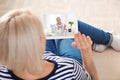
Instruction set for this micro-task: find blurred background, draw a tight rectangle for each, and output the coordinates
[0,0,120,80]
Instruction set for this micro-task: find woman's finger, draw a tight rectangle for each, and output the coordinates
[72,42,77,48]
[86,36,92,45]
[74,32,82,49]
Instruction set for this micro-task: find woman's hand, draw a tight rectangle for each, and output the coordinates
[72,32,92,55]
[72,32,99,80]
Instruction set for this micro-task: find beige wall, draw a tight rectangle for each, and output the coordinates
[0,0,120,80]
[0,0,120,33]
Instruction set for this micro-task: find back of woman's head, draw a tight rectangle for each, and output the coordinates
[0,9,45,74]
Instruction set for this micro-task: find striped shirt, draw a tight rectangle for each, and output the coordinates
[0,51,92,80]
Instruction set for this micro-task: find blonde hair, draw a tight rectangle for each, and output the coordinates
[0,9,45,74]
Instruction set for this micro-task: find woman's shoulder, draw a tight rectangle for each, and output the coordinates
[0,66,12,79]
[43,51,92,80]
[43,52,77,79]
[0,66,9,72]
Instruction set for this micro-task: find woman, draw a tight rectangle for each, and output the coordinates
[0,9,98,80]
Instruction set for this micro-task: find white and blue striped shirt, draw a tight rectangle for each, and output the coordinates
[0,52,92,80]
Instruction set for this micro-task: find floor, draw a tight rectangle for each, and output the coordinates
[0,0,120,80]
